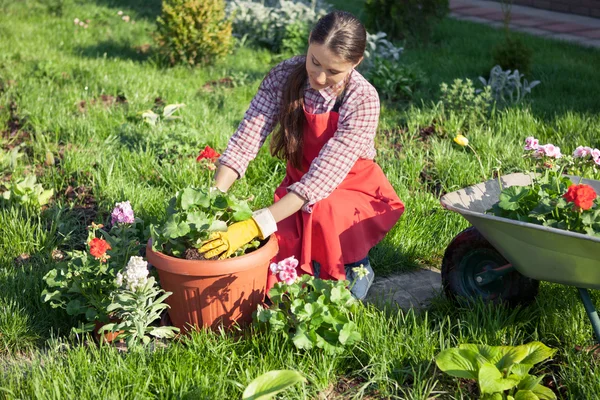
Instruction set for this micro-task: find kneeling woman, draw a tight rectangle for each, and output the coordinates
[200,11,404,299]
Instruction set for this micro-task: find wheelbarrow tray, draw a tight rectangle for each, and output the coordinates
[440,173,600,289]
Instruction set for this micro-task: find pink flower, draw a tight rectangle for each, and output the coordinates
[592,148,600,166]
[538,144,562,159]
[269,256,299,285]
[278,268,298,285]
[111,200,135,224]
[573,146,593,159]
[524,136,539,151]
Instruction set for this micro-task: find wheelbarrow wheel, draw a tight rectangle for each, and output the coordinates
[442,227,539,306]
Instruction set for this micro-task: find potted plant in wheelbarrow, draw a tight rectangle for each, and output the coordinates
[147,186,278,332]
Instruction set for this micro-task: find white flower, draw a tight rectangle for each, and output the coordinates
[121,256,149,291]
[352,264,370,280]
[122,15,130,22]
[117,10,123,15]
[115,272,124,287]
[74,18,80,24]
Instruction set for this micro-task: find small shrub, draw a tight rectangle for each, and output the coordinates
[440,78,493,129]
[154,0,233,66]
[364,0,449,42]
[367,59,424,102]
[479,65,540,106]
[361,31,404,72]
[226,0,327,53]
[492,36,533,75]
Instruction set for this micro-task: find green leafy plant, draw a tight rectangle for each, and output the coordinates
[101,256,180,347]
[150,186,258,259]
[479,65,540,106]
[141,103,185,126]
[280,20,310,55]
[1,175,53,211]
[242,370,306,400]
[154,0,233,66]
[364,0,449,42]
[436,341,557,400]
[367,58,424,102]
[42,204,145,331]
[488,138,600,237]
[255,257,363,355]
[440,78,493,130]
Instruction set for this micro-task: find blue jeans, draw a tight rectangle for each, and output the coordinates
[312,257,375,300]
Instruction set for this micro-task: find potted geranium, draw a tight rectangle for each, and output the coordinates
[488,137,600,236]
[146,184,278,332]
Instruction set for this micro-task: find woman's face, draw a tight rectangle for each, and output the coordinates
[306,42,361,91]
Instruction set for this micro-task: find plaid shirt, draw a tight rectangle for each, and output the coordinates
[219,56,380,212]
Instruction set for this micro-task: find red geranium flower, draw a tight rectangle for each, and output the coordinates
[563,184,597,211]
[89,238,111,261]
[196,146,220,163]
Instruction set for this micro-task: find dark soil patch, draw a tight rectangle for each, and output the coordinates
[201,77,234,92]
[183,247,218,261]
[320,376,383,399]
[77,94,127,113]
[1,101,32,154]
[418,125,436,142]
[62,184,98,230]
[420,167,446,197]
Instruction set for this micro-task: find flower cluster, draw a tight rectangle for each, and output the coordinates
[524,137,563,159]
[73,18,90,29]
[116,256,149,291]
[89,237,111,262]
[111,201,135,225]
[196,145,221,171]
[270,256,299,285]
[564,184,598,212]
[117,11,134,24]
[573,146,600,165]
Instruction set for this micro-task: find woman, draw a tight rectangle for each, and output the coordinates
[200,11,404,299]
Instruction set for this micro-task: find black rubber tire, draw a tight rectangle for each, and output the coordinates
[441,227,539,306]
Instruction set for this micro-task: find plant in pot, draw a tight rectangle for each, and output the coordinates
[147,185,278,332]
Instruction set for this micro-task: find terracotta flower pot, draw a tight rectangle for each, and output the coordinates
[146,236,278,332]
[94,318,124,344]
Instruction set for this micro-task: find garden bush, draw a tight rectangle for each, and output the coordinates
[492,36,533,76]
[154,0,233,66]
[226,0,327,53]
[364,0,449,42]
[366,59,424,102]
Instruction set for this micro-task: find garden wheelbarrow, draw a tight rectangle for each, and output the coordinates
[440,173,600,343]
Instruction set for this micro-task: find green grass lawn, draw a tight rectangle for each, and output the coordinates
[2,0,600,398]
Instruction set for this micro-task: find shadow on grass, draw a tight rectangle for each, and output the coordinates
[75,41,153,63]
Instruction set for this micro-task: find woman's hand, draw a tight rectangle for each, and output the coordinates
[199,219,261,259]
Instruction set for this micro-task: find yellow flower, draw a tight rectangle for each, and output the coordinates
[454,134,469,147]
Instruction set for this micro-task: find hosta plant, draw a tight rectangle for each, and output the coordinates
[1,174,53,211]
[254,256,363,355]
[100,256,180,347]
[150,184,258,259]
[436,341,557,400]
[479,65,540,106]
[487,137,600,237]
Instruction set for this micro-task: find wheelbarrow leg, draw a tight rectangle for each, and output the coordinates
[577,288,600,344]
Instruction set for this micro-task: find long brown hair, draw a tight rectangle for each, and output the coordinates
[270,11,367,169]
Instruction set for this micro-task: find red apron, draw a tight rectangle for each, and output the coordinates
[266,103,405,290]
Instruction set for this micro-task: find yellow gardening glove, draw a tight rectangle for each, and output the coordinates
[199,219,261,259]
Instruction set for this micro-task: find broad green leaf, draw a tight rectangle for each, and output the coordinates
[212,194,229,210]
[181,187,209,210]
[510,363,533,378]
[142,110,158,126]
[532,384,556,400]
[242,370,306,400]
[163,218,190,239]
[38,188,54,206]
[66,299,84,316]
[338,322,361,345]
[435,348,486,379]
[514,390,539,400]
[209,220,227,232]
[186,211,209,230]
[292,326,315,350]
[517,342,557,366]
[232,200,253,221]
[482,394,504,400]
[479,363,520,394]
[518,375,543,391]
[460,344,502,364]
[498,186,531,211]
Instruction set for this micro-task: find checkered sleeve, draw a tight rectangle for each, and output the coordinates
[218,57,303,177]
[287,87,380,213]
